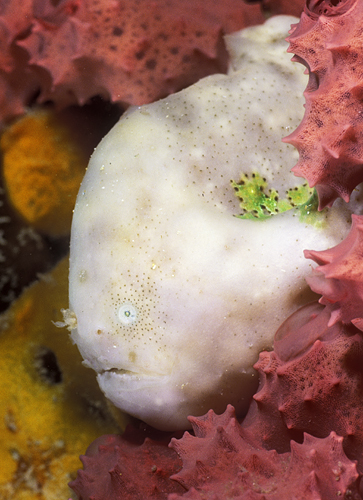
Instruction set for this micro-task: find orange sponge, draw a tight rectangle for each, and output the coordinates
[1,109,87,237]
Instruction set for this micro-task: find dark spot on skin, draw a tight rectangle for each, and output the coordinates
[170,47,179,55]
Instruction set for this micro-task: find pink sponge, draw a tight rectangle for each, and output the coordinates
[69,424,185,499]
[70,402,361,499]
[0,0,264,123]
[169,406,359,499]
[283,0,363,208]
[241,301,363,477]
[304,214,363,331]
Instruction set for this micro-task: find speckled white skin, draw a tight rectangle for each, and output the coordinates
[68,16,353,431]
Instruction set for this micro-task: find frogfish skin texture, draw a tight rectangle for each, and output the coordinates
[283,0,363,208]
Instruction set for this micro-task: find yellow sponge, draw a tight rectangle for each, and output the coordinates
[0,257,128,499]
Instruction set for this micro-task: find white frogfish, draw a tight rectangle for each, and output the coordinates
[66,16,354,430]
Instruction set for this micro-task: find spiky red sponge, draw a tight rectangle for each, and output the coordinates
[0,0,264,123]
[169,406,359,499]
[240,302,363,477]
[69,424,185,499]
[0,0,33,70]
[69,404,361,500]
[283,0,363,208]
[0,0,45,123]
[304,214,363,331]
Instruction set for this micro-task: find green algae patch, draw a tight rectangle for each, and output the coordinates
[231,172,313,220]
[296,189,328,229]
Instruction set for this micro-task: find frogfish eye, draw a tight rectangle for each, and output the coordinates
[118,303,138,325]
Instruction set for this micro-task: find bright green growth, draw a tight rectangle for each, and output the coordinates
[231,172,313,220]
[296,189,327,228]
